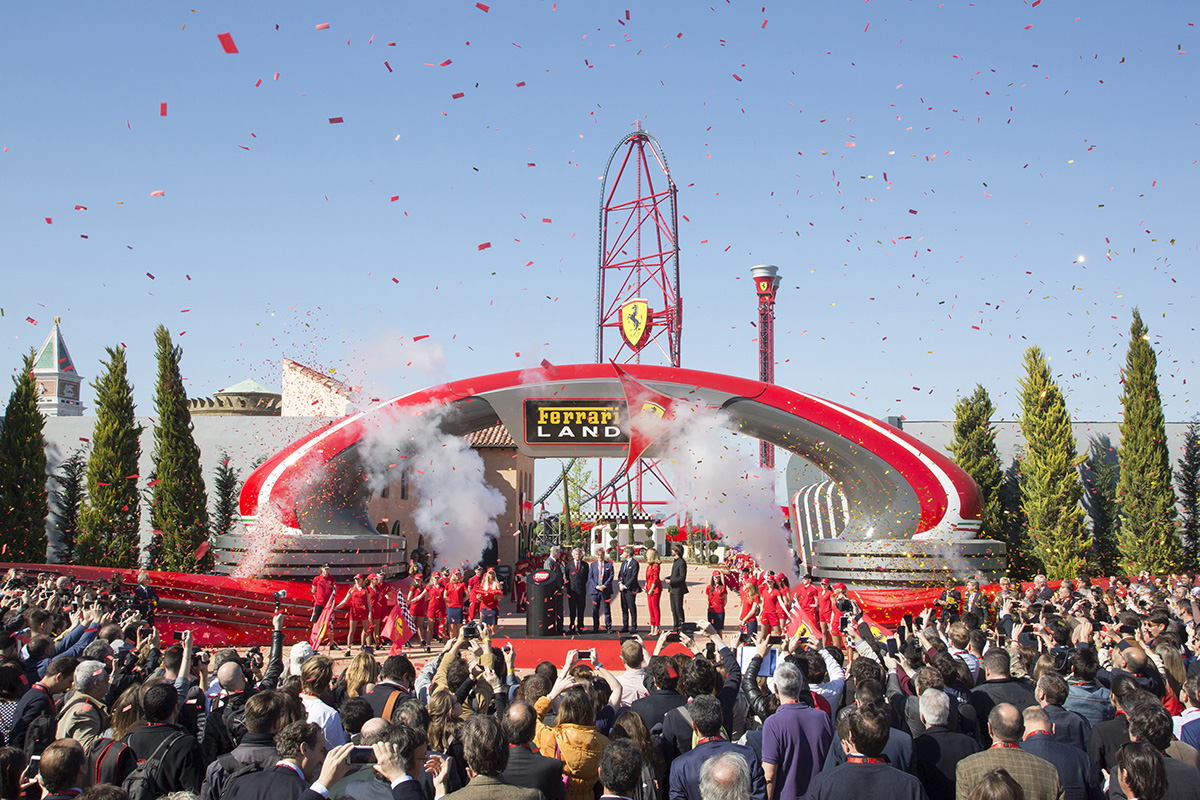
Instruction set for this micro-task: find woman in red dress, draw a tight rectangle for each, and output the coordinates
[704,572,729,633]
[477,568,503,636]
[367,574,391,646]
[759,574,783,637]
[426,573,447,642]
[740,582,761,639]
[644,548,663,636]
[407,579,430,651]
[444,570,467,640]
[336,574,372,655]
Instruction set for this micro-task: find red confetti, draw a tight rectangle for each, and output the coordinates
[1024,24,1033,30]
[315,22,330,30]
[677,32,683,38]
[255,79,262,87]
[516,81,526,87]
[25,317,37,325]
[147,479,160,487]
[392,278,399,283]
[478,242,491,250]
[452,92,465,99]
[217,32,238,54]
[74,205,86,210]
[151,190,165,197]
[329,117,344,124]
[194,541,210,560]
[274,72,280,80]
[542,217,552,223]
[476,2,489,10]
[413,335,430,341]
[908,209,918,214]
[146,272,155,279]
[439,59,452,66]
[762,19,768,28]
[44,217,52,224]
[160,103,167,116]
[1032,0,1041,5]
[732,73,742,81]
[385,61,392,72]
[390,195,399,201]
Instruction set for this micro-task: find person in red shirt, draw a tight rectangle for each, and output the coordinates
[817,578,834,645]
[444,570,468,639]
[795,573,819,623]
[311,564,336,622]
[466,565,485,621]
[740,581,761,638]
[828,581,850,647]
[335,573,371,655]
[407,579,430,651]
[760,574,783,636]
[477,568,503,635]
[426,573,447,641]
[645,549,663,636]
[703,571,730,632]
[367,574,391,646]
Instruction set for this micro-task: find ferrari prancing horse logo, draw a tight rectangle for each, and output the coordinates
[619,298,652,351]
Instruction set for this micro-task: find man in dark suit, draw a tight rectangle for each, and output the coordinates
[618,546,641,634]
[807,705,928,800]
[223,720,359,800]
[668,695,766,800]
[121,682,208,795]
[668,544,688,630]
[543,547,565,634]
[1112,698,1200,800]
[565,548,589,634]
[364,655,416,721]
[600,740,645,800]
[912,690,981,800]
[501,701,565,800]
[37,739,89,800]
[955,704,1064,800]
[1021,707,1101,800]
[970,649,1037,745]
[631,655,687,732]
[1037,673,1091,752]
[426,715,542,800]
[589,551,616,633]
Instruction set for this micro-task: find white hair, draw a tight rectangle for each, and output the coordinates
[74,660,108,696]
[918,689,950,727]
[700,751,751,800]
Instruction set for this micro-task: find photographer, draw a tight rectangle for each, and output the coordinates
[202,614,286,761]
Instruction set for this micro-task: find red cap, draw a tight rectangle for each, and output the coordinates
[833,582,847,591]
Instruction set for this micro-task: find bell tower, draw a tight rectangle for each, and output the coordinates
[32,318,84,416]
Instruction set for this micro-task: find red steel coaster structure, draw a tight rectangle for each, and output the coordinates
[593,127,682,519]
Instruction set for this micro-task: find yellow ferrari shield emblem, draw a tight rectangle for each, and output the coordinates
[620,298,651,351]
[641,401,666,418]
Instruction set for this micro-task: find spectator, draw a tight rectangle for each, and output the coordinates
[667,695,765,800]
[806,705,928,800]
[534,683,610,800]
[700,752,751,800]
[660,623,742,762]
[340,698,374,743]
[1088,676,1144,777]
[761,660,834,800]
[0,746,25,800]
[300,656,346,747]
[9,656,76,750]
[610,712,663,800]
[912,691,980,800]
[1114,743,1167,800]
[428,715,541,800]
[199,690,288,800]
[222,720,355,800]
[1065,648,1113,728]
[965,769,1025,800]
[364,656,415,722]
[343,724,427,800]
[954,704,1063,800]
[598,739,643,800]
[1036,674,1091,752]
[823,680,913,774]
[38,739,89,800]
[970,650,1037,740]
[1122,699,1200,800]
[333,719,393,800]
[501,700,565,800]
[57,659,110,753]
[1175,676,1200,750]
[616,640,651,710]
[121,682,207,795]
[1019,707,1100,800]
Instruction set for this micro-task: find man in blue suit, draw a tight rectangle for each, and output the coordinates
[589,550,616,633]
[669,695,767,800]
[618,546,641,633]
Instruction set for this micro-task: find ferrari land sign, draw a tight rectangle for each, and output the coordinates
[523,398,629,446]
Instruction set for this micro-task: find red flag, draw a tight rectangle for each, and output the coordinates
[384,593,416,654]
[851,591,897,639]
[310,595,337,648]
[612,362,679,474]
[784,597,822,639]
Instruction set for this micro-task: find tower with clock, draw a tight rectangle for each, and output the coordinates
[32,318,84,417]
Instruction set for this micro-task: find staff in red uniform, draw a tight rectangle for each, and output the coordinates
[466,565,485,620]
[740,582,761,638]
[336,574,371,655]
[444,570,467,639]
[407,578,430,651]
[311,564,336,623]
[817,577,834,645]
[367,573,391,646]
[477,568,503,636]
[704,572,729,633]
[426,572,447,642]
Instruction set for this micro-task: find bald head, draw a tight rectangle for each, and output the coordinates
[359,718,392,745]
[1022,706,1052,734]
[217,661,245,692]
[1122,647,1148,672]
[988,703,1024,744]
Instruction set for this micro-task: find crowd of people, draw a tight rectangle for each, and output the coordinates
[5,559,1200,800]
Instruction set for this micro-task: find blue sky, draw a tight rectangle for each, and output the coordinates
[3,1,1197,430]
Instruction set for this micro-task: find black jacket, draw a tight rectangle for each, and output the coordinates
[1103,753,1200,800]
[501,743,565,800]
[912,725,980,800]
[659,647,742,763]
[619,560,640,594]
[969,678,1037,740]
[122,722,207,795]
[200,732,279,800]
[1021,732,1101,800]
[8,681,54,750]
[1087,714,1128,775]
[668,559,687,594]
[364,681,410,721]
[1043,704,1091,752]
[566,560,589,596]
[631,689,686,734]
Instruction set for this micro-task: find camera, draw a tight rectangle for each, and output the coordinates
[461,621,481,639]
[577,650,593,661]
[835,598,854,614]
[273,590,288,601]
[349,746,377,764]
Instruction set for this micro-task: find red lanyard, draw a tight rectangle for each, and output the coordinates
[990,742,1020,749]
[696,736,724,745]
[846,756,888,764]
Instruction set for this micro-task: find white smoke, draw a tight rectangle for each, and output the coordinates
[358,403,507,569]
[343,331,448,402]
[656,404,797,579]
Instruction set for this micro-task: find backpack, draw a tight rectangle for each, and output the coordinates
[91,738,136,787]
[215,753,274,800]
[22,686,58,760]
[121,731,183,800]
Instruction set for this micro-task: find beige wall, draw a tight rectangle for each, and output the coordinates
[366,446,535,569]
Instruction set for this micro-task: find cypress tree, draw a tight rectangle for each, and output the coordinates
[1115,309,1181,573]
[948,385,1003,540]
[998,455,1030,578]
[77,347,143,568]
[1081,437,1122,574]
[211,449,240,539]
[51,446,88,564]
[1176,417,1200,570]
[0,350,49,562]
[1017,345,1090,578]
[149,325,211,573]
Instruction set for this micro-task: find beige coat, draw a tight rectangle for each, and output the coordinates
[533,697,609,800]
[57,692,109,754]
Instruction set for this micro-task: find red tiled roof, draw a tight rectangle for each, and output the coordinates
[469,423,517,448]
